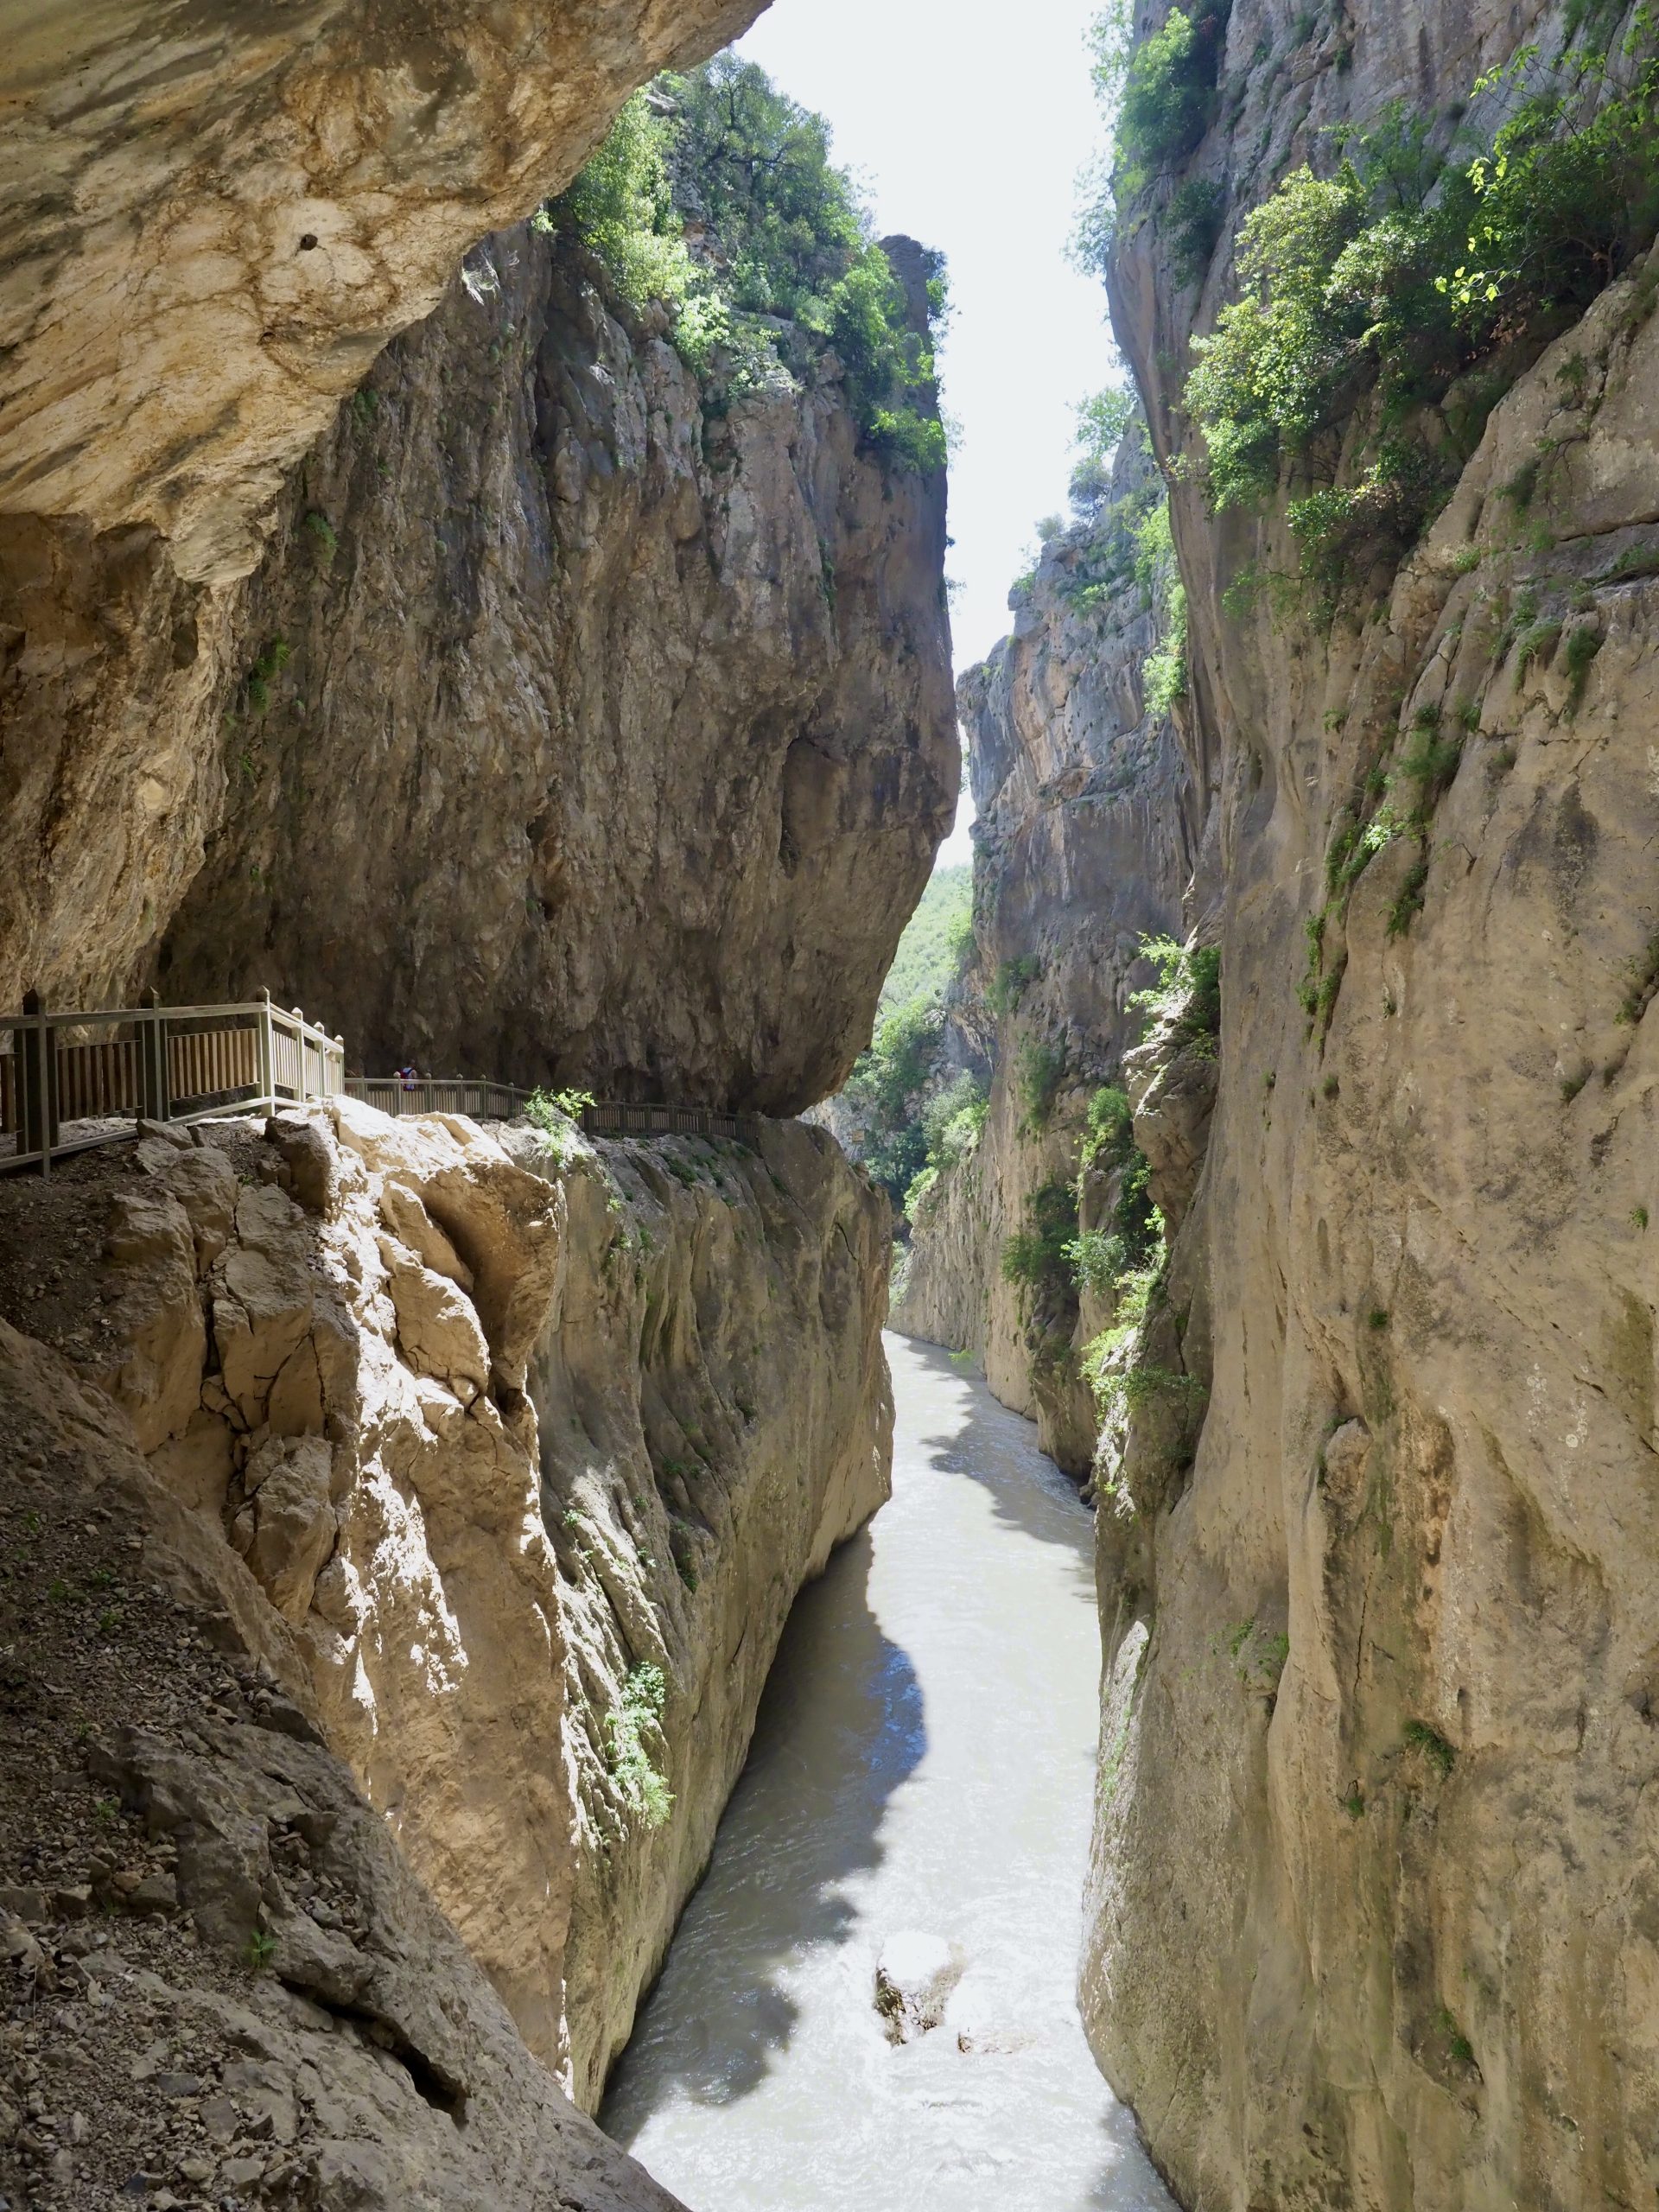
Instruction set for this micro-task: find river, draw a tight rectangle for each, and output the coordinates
[601,1332,1175,2212]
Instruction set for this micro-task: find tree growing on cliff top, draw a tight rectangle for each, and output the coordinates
[540,57,946,470]
[1182,47,1659,588]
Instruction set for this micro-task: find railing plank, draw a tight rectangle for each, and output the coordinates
[3,993,344,1177]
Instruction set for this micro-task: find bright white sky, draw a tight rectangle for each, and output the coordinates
[736,0,1120,862]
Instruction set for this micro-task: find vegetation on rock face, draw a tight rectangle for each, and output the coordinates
[841,866,983,1216]
[910,1077,992,1222]
[1185,47,1659,590]
[1024,399,1188,710]
[524,1087,596,1168]
[607,1661,674,1830]
[1130,935,1221,1053]
[988,953,1043,1016]
[539,58,947,467]
[1111,0,1231,182]
[877,863,974,1015]
[1073,0,1231,271]
[1066,938,1218,1456]
[1015,1037,1068,1135]
[842,997,944,1207]
[1001,1178,1082,1299]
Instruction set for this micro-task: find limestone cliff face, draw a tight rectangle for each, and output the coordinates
[0,1318,692,2212]
[0,0,764,573]
[149,225,956,1110]
[0,0,766,1016]
[893,435,1192,1475]
[1073,4,1659,2207]
[0,16,955,1120]
[0,1101,889,2126]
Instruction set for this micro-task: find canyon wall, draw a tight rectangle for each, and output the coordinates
[1075,4,1659,2208]
[1,11,938,2200]
[0,1310,693,2212]
[888,3,1659,2202]
[0,0,766,1016]
[893,432,1194,1476]
[149,223,955,1109]
[1,16,955,1118]
[0,1097,889,2158]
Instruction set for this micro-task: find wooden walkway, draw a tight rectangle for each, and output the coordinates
[344,1079,761,1146]
[2,993,764,1179]
[2,991,344,1178]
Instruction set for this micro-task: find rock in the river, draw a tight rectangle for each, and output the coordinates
[874,1931,963,2043]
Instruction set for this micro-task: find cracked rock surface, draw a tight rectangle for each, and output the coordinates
[0,1096,892,2118]
[0,1316,688,2212]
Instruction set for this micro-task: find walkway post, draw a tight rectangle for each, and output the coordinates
[257,990,274,1110]
[140,987,170,1124]
[20,990,55,1179]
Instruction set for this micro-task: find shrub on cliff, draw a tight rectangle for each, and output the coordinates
[607,1661,674,1831]
[539,92,696,312]
[1113,1,1230,181]
[542,58,946,470]
[1185,51,1659,575]
[1130,935,1220,1052]
[1072,0,1230,266]
[1015,1038,1067,1135]
[900,1075,989,1223]
[925,1072,988,1166]
[842,997,944,1206]
[1001,1179,1080,1297]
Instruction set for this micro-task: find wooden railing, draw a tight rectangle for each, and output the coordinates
[1,997,763,1180]
[1,991,344,1178]
[580,1100,760,1144]
[346,1076,534,1121]
[343,1079,760,1147]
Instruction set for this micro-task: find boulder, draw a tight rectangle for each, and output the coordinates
[379,1236,491,1401]
[874,1931,963,2044]
[236,1436,337,1624]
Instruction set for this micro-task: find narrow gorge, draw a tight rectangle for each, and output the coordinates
[3,2,1658,2209]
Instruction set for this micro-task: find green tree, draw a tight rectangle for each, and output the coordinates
[542,57,948,471]
[843,998,944,1206]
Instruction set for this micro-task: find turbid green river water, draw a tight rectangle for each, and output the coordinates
[602,1332,1176,2212]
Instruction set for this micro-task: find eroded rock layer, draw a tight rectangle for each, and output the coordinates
[0,1099,890,2150]
[893,434,1193,1475]
[1075,5,1659,2207]
[0,1317,690,2212]
[0,0,762,577]
[150,226,955,1111]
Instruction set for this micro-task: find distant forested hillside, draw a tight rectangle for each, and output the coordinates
[878,862,971,1014]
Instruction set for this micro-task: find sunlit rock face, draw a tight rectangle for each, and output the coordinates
[893,429,1192,1475]
[5,1101,890,2114]
[0,1318,696,2212]
[9,0,961,1090]
[1074,2,1659,2207]
[150,226,956,1111]
[0,0,764,580]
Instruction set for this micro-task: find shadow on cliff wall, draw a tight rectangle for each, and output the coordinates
[601,1525,922,2126]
